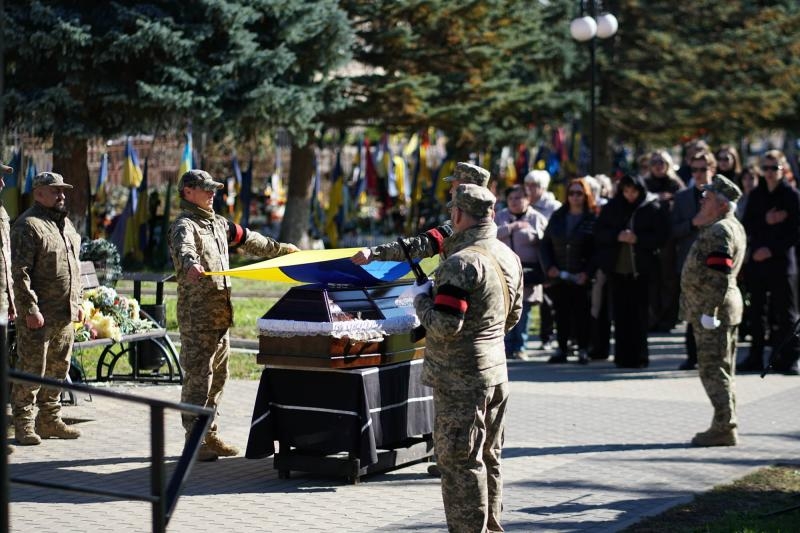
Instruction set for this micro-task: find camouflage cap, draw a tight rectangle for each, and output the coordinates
[33,172,73,189]
[447,183,496,219]
[703,174,742,202]
[443,162,491,188]
[178,169,224,191]
[1,161,12,175]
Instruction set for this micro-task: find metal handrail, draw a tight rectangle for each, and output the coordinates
[1,322,212,533]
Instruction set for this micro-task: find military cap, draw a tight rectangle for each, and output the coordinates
[1,161,12,175]
[703,174,742,202]
[178,169,224,191]
[443,162,491,188]
[33,172,73,189]
[447,183,496,219]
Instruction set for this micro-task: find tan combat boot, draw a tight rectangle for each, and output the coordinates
[36,418,81,440]
[204,432,240,457]
[196,444,219,462]
[14,420,41,446]
[691,428,738,447]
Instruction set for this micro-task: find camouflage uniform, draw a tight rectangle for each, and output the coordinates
[370,162,491,262]
[169,195,295,437]
[414,185,523,533]
[0,203,15,318]
[680,176,746,445]
[11,200,82,430]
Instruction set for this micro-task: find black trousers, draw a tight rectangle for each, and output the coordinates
[745,272,800,370]
[551,282,591,352]
[609,272,650,367]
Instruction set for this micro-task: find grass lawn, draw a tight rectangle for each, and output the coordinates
[623,465,800,532]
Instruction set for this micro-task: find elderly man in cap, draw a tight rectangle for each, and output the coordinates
[1,161,16,454]
[351,161,491,265]
[680,175,746,447]
[10,172,83,445]
[168,169,299,461]
[413,183,522,532]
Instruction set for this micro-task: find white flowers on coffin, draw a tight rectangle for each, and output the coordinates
[258,296,421,341]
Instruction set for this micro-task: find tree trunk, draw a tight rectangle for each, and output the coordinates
[52,133,90,237]
[279,140,315,248]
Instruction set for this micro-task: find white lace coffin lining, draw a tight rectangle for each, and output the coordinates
[258,306,421,341]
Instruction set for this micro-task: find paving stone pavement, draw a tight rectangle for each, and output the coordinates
[6,326,800,532]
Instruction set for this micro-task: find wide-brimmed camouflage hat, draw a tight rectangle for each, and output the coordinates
[33,172,73,189]
[443,162,491,188]
[703,174,742,202]
[447,183,496,219]
[178,169,224,191]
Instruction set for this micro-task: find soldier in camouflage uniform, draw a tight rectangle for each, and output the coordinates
[680,175,746,447]
[1,161,16,455]
[351,162,491,265]
[169,170,299,462]
[413,184,523,532]
[11,172,83,445]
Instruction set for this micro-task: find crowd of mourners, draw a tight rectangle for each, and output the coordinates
[495,140,800,376]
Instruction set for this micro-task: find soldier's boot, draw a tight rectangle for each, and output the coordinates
[196,444,219,462]
[204,432,240,457]
[184,432,218,462]
[35,418,81,440]
[14,420,41,446]
[691,427,738,447]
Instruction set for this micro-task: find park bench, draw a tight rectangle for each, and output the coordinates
[73,262,183,384]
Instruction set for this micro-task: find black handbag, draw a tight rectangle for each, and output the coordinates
[521,262,545,285]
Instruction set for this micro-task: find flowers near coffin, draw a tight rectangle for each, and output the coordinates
[74,286,156,342]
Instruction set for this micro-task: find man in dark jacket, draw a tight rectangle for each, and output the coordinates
[671,150,717,370]
[594,174,669,368]
[738,150,800,375]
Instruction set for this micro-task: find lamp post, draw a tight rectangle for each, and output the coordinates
[570,2,617,175]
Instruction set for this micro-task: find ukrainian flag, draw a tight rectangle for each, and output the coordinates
[207,248,412,286]
[178,133,192,178]
[122,138,143,188]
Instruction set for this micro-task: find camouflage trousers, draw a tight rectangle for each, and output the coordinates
[693,322,738,431]
[11,321,73,424]
[434,382,509,533]
[179,329,229,434]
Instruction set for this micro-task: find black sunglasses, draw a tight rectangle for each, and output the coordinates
[760,165,780,172]
[691,167,708,173]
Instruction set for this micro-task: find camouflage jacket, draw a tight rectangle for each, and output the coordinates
[414,221,523,390]
[371,223,453,262]
[11,203,82,324]
[169,201,294,331]
[0,204,14,318]
[680,210,746,326]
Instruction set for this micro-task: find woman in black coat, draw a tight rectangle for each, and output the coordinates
[594,174,669,368]
[540,178,596,364]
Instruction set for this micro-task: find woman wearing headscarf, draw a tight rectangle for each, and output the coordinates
[594,174,669,368]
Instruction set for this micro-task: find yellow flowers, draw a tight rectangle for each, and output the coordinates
[74,286,153,342]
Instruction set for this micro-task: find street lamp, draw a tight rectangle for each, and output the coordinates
[570,2,617,175]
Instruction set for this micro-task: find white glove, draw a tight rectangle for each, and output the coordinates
[700,314,721,330]
[411,280,433,299]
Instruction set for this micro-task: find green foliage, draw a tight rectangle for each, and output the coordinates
[332,0,582,153]
[80,238,123,285]
[2,0,354,144]
[607,0,800,144]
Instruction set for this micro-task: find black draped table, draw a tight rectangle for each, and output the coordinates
[245,359,435,482]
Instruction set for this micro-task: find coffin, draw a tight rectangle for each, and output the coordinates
[257,281,425,368]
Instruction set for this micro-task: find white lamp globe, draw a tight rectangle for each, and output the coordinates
[596,13,619,39]
[570,16,597,42]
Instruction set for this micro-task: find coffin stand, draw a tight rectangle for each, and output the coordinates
[249,281,435,483]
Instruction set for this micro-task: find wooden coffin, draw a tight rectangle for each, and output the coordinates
[257,281,425,368]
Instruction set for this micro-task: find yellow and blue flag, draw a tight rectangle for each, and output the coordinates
[206,248,412,285]
[122,138,143,188]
